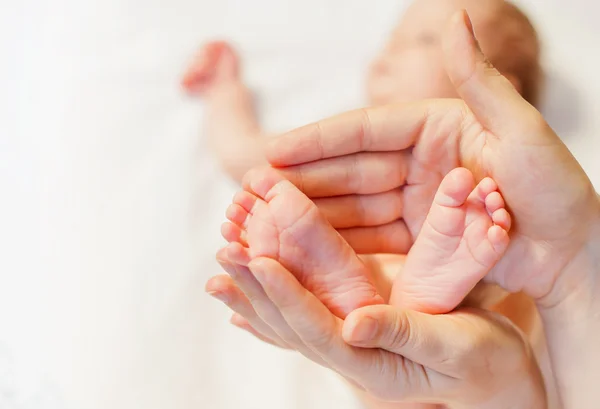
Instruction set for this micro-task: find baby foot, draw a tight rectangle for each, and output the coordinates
[182,41,239,94]
[222,168,384,318]
[390,168,511,314]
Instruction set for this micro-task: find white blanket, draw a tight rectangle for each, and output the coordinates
[0,1,599,408]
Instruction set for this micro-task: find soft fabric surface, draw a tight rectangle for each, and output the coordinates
[1,1,598,408]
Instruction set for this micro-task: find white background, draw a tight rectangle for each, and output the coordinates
[0,1,599,408]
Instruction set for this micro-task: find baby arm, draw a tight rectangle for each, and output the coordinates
[182,41,268,183]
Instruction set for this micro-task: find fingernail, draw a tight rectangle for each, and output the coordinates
[217,252,240,279]
[348,317,379,342]
[462,10,474,37]
[461,10,482,52]
[207,291,230,305]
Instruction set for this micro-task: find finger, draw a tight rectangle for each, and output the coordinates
[343,304,479,379]
[273,151,409,197]
[226,242,252,266]
[216,248,328,366]
[266,103,436,166]
[248,257,425,398]
[314,188,403,228]
[443,10,544,139]
[339,220,413,254]
[230,313,291,349]
[205,274,286,346]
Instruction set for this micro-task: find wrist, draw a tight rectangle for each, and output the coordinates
[535,211,600,409]
[536,210,600,322]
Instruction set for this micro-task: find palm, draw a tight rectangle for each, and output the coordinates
[265,11,600,301]
[268,100,598,300]
[402,102,597,297]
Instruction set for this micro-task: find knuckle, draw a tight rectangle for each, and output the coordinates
[354,195,368,224]
[357,108,372,151]
[343,154,362,193]
[386,312,412,351]
[312,121,325,160]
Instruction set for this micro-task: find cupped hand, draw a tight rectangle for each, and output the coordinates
[261,11,600,305]
[206,251,546,409]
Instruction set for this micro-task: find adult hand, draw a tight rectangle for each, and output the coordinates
[206,251,546,409]
[262,10,600,308]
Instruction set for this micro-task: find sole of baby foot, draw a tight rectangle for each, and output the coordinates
[229,167,384,318]
[391,168,511,314]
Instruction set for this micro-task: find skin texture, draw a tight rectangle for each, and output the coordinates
[185,0,543,330]
[390,168,511,313]
[221,165,510,318]
[203,9,585,409]
[256,9,600,409]
[222,167,384,319]
[183,0,543,326]
[261,4,596,304]
[187,2,561,409]
[210,245,547,408]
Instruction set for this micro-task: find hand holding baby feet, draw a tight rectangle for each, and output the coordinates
[181,41,239,95]
[391,168,511,314]
[221,167,383,318]
[207,254,546,409]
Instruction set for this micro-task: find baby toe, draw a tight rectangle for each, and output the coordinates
[233,191,258,213]
[470,177,498,204]
[492,208,512,231]
[435,168,475,208]
[488,225,510,255]
[485,191,505,214]
[247,168,288,201]
[226,203,249,227]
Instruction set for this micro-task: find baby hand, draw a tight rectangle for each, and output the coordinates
[181,41,239,94]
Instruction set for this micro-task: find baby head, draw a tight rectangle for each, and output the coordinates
[367,0,542,106]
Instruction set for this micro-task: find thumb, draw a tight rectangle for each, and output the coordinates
[443,10,543,139]
[342,305,477,372]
